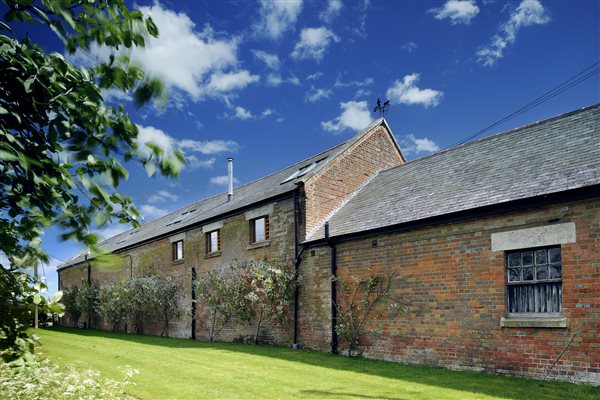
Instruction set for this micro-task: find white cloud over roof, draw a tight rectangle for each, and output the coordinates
[386,74,443,108]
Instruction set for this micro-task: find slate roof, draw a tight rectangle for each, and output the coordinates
[307,104,600,242]
[58,118,394,269]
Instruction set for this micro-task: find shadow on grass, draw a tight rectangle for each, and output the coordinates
[42,326,599,400]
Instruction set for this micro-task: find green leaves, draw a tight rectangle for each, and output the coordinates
[0,0,180,361]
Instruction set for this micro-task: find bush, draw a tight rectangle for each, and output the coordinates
[195,267,252,341]
[0,269,63,362]
[146,275,181,337]
[62,286,80,327]
[76,283,100,329]
[0,355,137,400]
[245,259,297,345]
[99,283,129,332]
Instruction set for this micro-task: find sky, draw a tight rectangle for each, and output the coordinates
[6,0,598,293]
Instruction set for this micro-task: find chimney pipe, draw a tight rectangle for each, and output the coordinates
[227,157,234,201]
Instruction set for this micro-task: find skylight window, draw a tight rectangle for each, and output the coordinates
[280,156,328,184]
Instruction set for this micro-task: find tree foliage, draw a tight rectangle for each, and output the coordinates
[146,275,180,337]
[98,275,182,336]
[195,267,252,341]
[1,0,183,269]
[61,285,80,327]
[0,0,182,359]
[0,354,137,399]
[98,282,128,332]
[0,269,63,362]
[75,282,100,329]
[334,270,399,356]
[245,260,297,345]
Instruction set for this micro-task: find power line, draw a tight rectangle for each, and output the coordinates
[450,61,600,148]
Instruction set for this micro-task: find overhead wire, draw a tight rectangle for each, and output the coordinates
[449,61,600,148]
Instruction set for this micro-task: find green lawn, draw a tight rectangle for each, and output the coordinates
[36,327,598,400]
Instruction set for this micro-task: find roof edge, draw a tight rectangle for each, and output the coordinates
[303,184,600,245]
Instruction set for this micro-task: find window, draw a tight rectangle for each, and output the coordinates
[250,216,269,243]
[172,240,184,261]
[506,246,562,314]
[205,230,220,254]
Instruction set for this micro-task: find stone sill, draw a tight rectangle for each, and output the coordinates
[247,240,270,250]
[500,316,567,328]
[204,251,221,259]
[171,259,184,266]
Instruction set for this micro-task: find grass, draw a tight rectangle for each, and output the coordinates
[36,327,598,400]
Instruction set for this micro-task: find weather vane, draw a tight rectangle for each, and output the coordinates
[373,98,390,117]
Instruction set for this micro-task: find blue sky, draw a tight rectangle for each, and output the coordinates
[11,0,598,292]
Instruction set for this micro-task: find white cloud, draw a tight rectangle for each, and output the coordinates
[400,134,440,155]
[233,106,253,120]
[266,74,283,86]
[306,72,323,81]
[206,71,260,94]
[322,101,372,134]
[401,41,417,53]
[428,0,480,25]
[101,88,133,103]
[334,76,374,88]
[291,27,340,61]
[320,0,343,23]
[288,74,301,86]
[353,0,370,38]
[136,125,179,162]
[477,0,550,66]
[178,139,240,154]
[140,204,169,220]
[147,190,179,204]
[136,125,237,171]
[305,87,332,103]
[261,108,274,117]
[210,175,241,185]
[253,50,280,70]
[97,224,129,240]
[354,88,371,99]
[187,156,216,169]
[256,0,303,40]
[266,73,300,87]
[76,3,259,101]
[386,74,443,108]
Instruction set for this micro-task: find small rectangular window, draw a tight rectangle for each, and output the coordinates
[250,216,269,243]
[172,240,184,261]
[205,230,220,254]
[506,246,562,315]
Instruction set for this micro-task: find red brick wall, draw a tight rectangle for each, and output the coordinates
[301,197,600,384]
[303,124,404,240]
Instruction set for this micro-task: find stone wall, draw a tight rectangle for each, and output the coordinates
[59,195,297,343]
[300,197,600,384]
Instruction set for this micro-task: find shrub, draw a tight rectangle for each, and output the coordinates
[0,355,137,400]
[195,267,252,341]
[333,270,399,356]
[245,259,297,345]
[76,283,100,329]
[99,282,129,332]
[61,286,81,327]
[0,270,63,362]
[147,275,181,337]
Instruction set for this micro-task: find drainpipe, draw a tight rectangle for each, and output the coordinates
[292,188,305,348]
[85,253,91,285]
[85,253,91,329]
[191,267,197,340]
[325,222,338,354]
